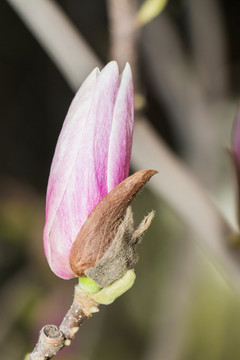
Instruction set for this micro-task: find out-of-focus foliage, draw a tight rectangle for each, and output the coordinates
[1,1,240,359]
[137,0,168,26]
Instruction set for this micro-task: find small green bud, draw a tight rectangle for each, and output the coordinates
[78,277,102,293]
[90,270,136,305]
[137,0,168,26]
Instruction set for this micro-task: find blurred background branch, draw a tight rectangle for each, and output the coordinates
[6,0,101,91]
[106,0,137,73]
[186,0,228,101]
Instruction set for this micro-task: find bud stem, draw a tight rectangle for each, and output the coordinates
[27,284,98,360]
[27,270,136,359]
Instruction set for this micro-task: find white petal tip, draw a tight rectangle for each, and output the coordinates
[91,67,100,77]
[103,61,119,74]
[122,62,133,80]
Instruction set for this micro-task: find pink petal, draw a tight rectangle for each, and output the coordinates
[44,62,122,279]
[107,63,134,191]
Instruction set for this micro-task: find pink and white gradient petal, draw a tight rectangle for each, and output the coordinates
[107,63,134,191]
[43,62,128,279]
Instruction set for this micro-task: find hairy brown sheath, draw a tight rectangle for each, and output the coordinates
[69,169,157,284]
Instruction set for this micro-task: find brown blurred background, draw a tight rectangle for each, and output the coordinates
[1,1,240,359]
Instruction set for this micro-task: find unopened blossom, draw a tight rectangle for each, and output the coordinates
[43,61,135,280]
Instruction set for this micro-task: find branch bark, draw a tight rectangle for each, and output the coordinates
[29,285,99,359]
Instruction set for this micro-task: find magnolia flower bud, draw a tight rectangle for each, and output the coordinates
[43,61,156,284]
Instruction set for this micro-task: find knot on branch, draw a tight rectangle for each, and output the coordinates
[29,325,65,360]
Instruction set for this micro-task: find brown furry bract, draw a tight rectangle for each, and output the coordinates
[69,169,157,286]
